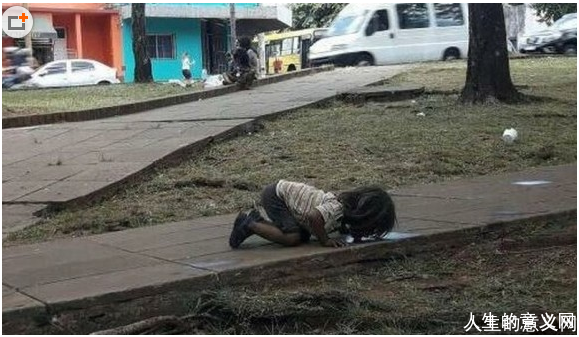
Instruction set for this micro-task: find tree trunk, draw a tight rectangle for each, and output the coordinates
[132,3,153,83]
[461,4,520,104]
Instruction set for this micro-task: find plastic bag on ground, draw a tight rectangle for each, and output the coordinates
[166,79,187,88]
[204,74,224,88]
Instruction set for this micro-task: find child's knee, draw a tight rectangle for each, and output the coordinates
[282,234,303,247]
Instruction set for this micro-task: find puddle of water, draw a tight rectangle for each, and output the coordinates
[344,232,420,244]
[512,180,552,186]
[385,232,421,240]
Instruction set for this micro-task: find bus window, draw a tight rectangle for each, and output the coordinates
[293,37,300,54]
[281,38,294,55]
[268,41,281,57]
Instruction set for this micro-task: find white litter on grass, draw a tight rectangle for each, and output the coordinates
[166,79,187,88]
[512,180,552,186]
[416,112,426,117]
[204,74,224,88]
[502,128,518,144]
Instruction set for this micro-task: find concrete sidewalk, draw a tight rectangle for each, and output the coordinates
[2,164,576,334]
[2,65,408,237]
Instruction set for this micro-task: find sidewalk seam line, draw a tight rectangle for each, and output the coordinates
[3,282,50,307]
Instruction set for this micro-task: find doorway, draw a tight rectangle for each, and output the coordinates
[201,19,229,74]
[53,27,67,60]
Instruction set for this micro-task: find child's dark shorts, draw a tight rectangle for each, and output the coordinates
[261,182,311,243]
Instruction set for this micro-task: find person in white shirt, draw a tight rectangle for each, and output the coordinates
[181,52,194,84]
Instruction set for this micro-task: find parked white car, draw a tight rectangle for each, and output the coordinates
[26,59,120,88]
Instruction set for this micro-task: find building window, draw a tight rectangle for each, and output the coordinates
[434,3,464,27]
[397,3,430,29]
[55,27,66,39]
[146,34,175,59]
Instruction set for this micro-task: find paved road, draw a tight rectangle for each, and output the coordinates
[2,164,576,334]
[2,65,408,236]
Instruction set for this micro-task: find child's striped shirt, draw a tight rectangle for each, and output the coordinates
[275,180,343,233]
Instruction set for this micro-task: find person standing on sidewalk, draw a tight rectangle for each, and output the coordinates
[235,37,258,89]
[181,52,194,85]
[241,37,259,74]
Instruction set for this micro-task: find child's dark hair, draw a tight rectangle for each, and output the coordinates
[338,186,396,240]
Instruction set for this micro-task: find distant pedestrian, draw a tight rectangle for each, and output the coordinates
[229,180,397,249]
[239,37,259,73]
[227,36,258,89]
[181,52,194,85]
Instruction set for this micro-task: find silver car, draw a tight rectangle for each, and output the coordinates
[519,13,577,55]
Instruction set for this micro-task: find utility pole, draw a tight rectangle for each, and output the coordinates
[229,3,236,50]
[258,33,266,77]
[23,3,32,49]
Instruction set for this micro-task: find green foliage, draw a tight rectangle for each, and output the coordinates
[290,3,347,29]
[531,3,577,24]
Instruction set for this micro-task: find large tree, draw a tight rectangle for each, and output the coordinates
[461,4,520,104]
[132,3,153,83]
[531,3,577,24]
[290,3,347,29]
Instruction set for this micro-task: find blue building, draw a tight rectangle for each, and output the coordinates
[120,3,291,82]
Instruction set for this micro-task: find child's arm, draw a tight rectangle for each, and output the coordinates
[307,209,346,248]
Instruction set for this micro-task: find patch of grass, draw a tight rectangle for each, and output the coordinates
[2,82,204,117]
[5,58,576,245]
[391,57,577,100]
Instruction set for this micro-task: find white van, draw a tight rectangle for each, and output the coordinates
[309,3,468,67]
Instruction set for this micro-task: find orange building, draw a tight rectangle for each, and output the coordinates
[2,3,122,73]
